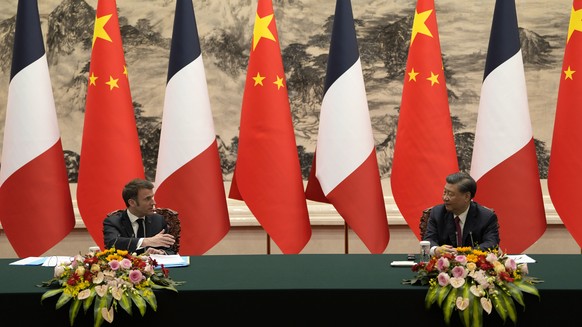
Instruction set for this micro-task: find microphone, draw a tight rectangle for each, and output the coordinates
[470,231,474,247]
[455,231,459,247]
[111,234,120,249]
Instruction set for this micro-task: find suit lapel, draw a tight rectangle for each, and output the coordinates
[121,211,135,237]
[445,211,457,246]
[463,202,478,246]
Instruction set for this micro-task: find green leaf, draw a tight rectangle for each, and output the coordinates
[118,291,133,316]
[140,289,158,311]
[69,298,82,326]
[41,288,63,302]
[425,284,439,309]
[443,287,458,325]
[458,283,471,327]
[437,284,452,307]
[514,280,540,298]
[150,283,178,292]
[505,282,525,307]
[491,291,507,323]
[499,289,517,324]
[470,296,483,327]
[93,293,111,327]
[55,291,73,310]
[130,291,147,316]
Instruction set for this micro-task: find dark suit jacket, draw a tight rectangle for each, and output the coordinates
[103,210,175,255]
[423,201,499,250]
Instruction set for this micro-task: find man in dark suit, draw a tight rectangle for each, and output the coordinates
[103,178,176,255]
[423,171,499,257]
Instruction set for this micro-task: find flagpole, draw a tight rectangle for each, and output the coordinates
[267,233,271,255]
[344,222,349,254]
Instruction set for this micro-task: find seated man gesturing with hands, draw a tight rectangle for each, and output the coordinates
[423,171,500,257]
[103,178,176,255]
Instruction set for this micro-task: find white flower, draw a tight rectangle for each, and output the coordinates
[480,297,493,314]
[456,297,469,310]
[449,277,465,288]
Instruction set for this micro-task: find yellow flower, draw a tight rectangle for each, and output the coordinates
[493,261,506,273]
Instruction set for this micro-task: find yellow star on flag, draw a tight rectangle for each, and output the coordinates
[273,76,285,90]
[564,65,575,80]
[253,72,266,86]
[427,72,439,86]
[568,6,582,43]
[408,68,419,82]
[253,13,276,51]
[411,9,433,44]
[89,72,98,86]
[92,14,112,47]
[105,76,119,90]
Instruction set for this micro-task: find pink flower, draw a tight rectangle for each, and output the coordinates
[437,257,450,271]
[129,270,143,284]
[454,255,467,265]
[486,252,498,263]
[437,272,450,286]
[519,263,529,275]
[504,258,517,272]
[120,258,132,270]
[108,260,120,271]
[451,266,467,278]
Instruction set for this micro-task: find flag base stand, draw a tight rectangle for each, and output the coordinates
[266,223,350,254]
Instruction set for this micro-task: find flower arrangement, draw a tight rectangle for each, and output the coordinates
[39,248,181,327]
[403,247,542,327]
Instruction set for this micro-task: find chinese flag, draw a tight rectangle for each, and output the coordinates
[548,0,582,248]
[77,0,144,248]
[305,0,389,254]
[0,0,75,257]
[470,0,546,253]
[229,0,311,254]
[155,0,230,255]
[391,0,458,239]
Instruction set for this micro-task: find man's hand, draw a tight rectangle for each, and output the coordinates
[145,247,166,255]
[436,244,456,257]
[142,230,175,249]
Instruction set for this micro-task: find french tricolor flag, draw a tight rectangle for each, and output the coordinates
[154,0,230,255]
[470,0,546,253]
[306,0,389,254]
[0,0,75,257]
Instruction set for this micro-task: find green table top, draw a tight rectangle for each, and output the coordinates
[1,254,580,294]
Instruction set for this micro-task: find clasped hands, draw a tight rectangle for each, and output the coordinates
[435,244,457,257]
[141,230,175,255]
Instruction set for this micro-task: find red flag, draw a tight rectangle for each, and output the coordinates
[154,0,230,255]
[548,0,582,248]
[0,0,75,257]
[391,0,458,239]
[470,0,546,253]
[305,0,389,254]
[229,0,311,254]
[77,0,144,248]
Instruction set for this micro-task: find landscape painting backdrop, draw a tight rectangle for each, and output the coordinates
[0,0,571,183]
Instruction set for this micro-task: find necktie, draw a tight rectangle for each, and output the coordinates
[454,216,462,246]
[136,218,145,238]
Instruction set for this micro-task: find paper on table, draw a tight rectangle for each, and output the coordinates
[150,254,189,267]
[507,254,536,264]
[9,257,46,266]
[390,261,416,267]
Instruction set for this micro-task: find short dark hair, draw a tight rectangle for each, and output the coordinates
[122,178,154,207]
[446,171,477,199]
